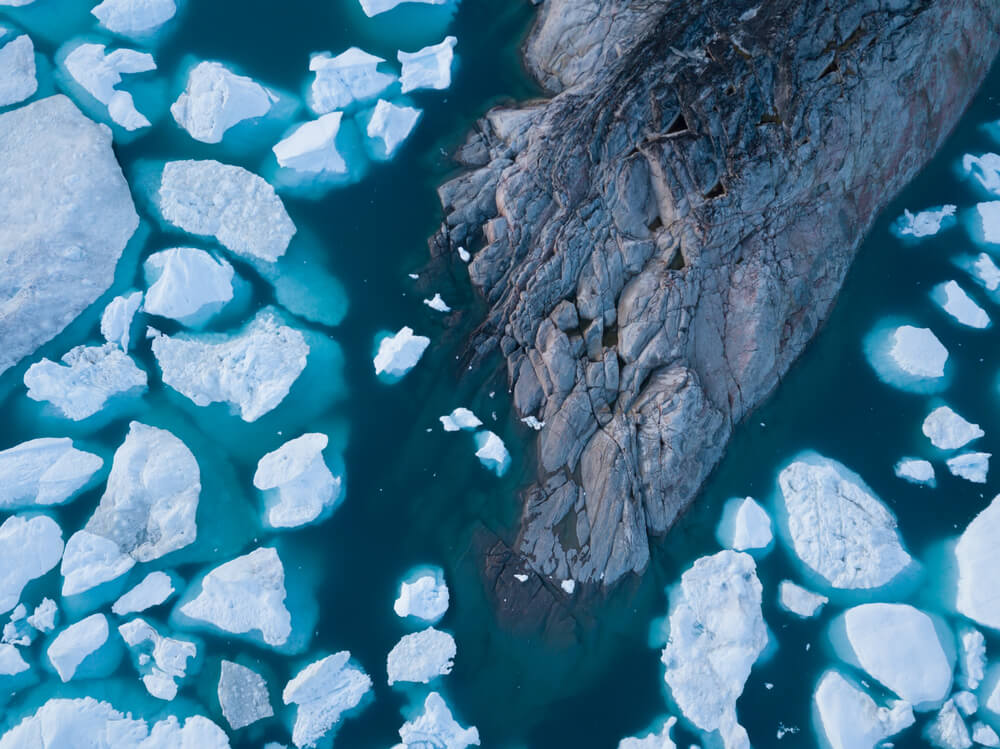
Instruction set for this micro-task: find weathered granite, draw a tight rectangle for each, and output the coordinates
[435,0,1000,588]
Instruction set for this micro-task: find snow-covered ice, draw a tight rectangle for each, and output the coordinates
[47,613,112,682]
[776,455,912,589]
[660,550,766,749]
[307,48,396,114]
[923,406,984,450]
[397,692,480,749]
[715,496,772,551]
[888,325,949,378]
[2,604,30,647]
[394,570,449,622]
[521,415,544,430]
[948,452,990,483]
[561,579,576,594]
[618,717,677,749]
[101,291,143,351]
[60,530,135,596]
[0,437,103,510]
[28,598,57,633]
[963,253,1000,291]
[374,327,430,379]
[24,343,147,421]
[974,202,1000,245]
[812,670,915,749]
[974,722,1000,747]
[171,61,276,143]
[62,43,156,130]
[180,547,292,647]
[119,617,197,700]
[386,627,455,685]
[925,699,972,749]
[0,514,64,614]
[778,580,827,618]
[152,309,309,422]
[439,408,481,432]
[92,0,177,36]
[963,153,1000,196]
[113,571,177,616]
[218,659,273,730]
[0,644,28,676]
[253,433,342,529]
[474,430,510,477]
[932,281,990,328]
[894,457,936,487]
[359,0,446,16]
[365,99,421,160]
[892,205,957,239]
[283,651,372,748]
[273,113,348,174]
[957,626,986,690]
[954,691,978,716]
[398,37,456,93]
[158,159,296,262]
[423,293,450,312]
[143,248,235,325]
[0,33,36,107]
[955,494,1000,629]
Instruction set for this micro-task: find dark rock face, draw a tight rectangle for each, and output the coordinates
[436,0,1000,589]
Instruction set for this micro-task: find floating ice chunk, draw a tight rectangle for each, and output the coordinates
[0,515,64,614]
[86,422,200,562]
[113,571,177,616]
[143,248,235,325]
[0,437,103,510]
[778,580,827,618]
[560,579,576,594]
[618,717,677,749]
[954,691,978,716]
[889,325,948,378]
[439,408,482,432]
[374,327,430,378]
[253,433,342,529]
[152,309,309,422]
[894,457,936,487]
[0,644,28,676]
[307,48,395,114]
[892,204,957,239]
[932,281,990,328]
[974,722,1000,747]
[423,293,450,312]
[141,714,229,748]
[92,0,177,36]
[836,603,952,708]
[101,291,143,351]
[118,618,196,700]
[474,430,510,477]
[957,626,986,690]
[273,113,348,174]
[398,692,480,749]
[366,99,421,160]
[28,598,57,633]
[283,651,372,747]
[974,202,1000,245]
[394,570,449,622]
[386,627,455,685]
[948,452,990,483]
[398,37,456,93]
[62,43,155,130]
[966,253,1000,291]
[923,406,984,450]
[171,61,277,144]
[180,547,291,647]
[24,343,147,420]
[3,604,30,646]
[219,660,273,730]
[812,670,915,749]
[715,496,772,551]
[158,159,296,262]
[60,531,135,596]
[0,34,36,107]
[776,455,911,589]
[660,550,766,749]
[457,246,470,262]
[956,495,1000,629]
[925,699,972,749]
[47,613,111,682]
[359,0,445,15]
[963,154,1000,196]
[521,416,544,430]
[513,573,528,582]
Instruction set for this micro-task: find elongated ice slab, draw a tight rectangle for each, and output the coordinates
[171,61,276,143]
[892,204,956,239]
[398,37,456,93]
[92,0,177,36]
[974,202,1000,245]
[283,651,372,748]
[47,613,111,682]
[273,113,348,175]
[374,327,430,378]
[439,408,481,432]
[386,627,455,685]
[0,437,102,510]
[812,670,915,749]
[359,0,445,17]
[0,34,36,107]
[308,48,395,113]
[119,617,197,700]
[219,660,273,730]
[144,248,234,325]
[963,153,1000,196]
[778,580,827,618]
[948,452,990,483]
[113,571,177,616]
[0,514,63,614]
[894,457,935,487]
[932,281,990,328]
[956,494,1000,629]
[62,43,155,130]
[397,692,480,749]
[957,627,986,690]
[715,496,772,551]
[101,291,143,351]
[922,406,984,450]
[366,99,421,160]
[254,433,342,529]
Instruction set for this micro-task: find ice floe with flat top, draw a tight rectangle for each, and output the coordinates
[932,281,990,328]
[812,669,915,749]
[957,252,1000,294]
[113,571,177,616]
[157,159,296,262]
[219,659,273,730]
[955,494,1000,630]
[374,326,430,380]
[92,0,177,38]
[387,627,455,685]
[60,530,135,596]
[864,322,949,393]
[254,433,343,529]
[363,99,422,160]
[152,308,309,422]
[307,48,396,113]
[0,644,28,676]
[776,454,912,590]
[0,514,63,614]
[398,37,456,93]
[894,457,936,487]
[474,430,510,477]
[970,201,1000,246]
[440,408,481,432]
[283,651,372,748]
[715,496,772,552]
[963,153,1000,196]
[660,550,766,749]
[394,568,449,622]
[892,204,957,239]
[24,343,147,421]
[923,406,984,450]
[143,248,234,326]
[0,437,102,510]
[273,113,348,175]
[618,716,677,749]
[778,580,827,618]
[101,291,143,351]
[396,692,480,749]
[360,0,446,16]
[0,33,36,107]
[61,43,155,130]
[3,604,31,647]
[957,626,985,690]
[47,613,120,682]
[171,61,277,144]
[974,722,1000,747]
[119,617,197,700]
[948,452,990,483]
[925,699,972,749]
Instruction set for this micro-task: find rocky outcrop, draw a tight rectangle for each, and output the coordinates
[434,0,1000,589]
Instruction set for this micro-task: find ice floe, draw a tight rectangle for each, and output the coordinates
[24,344,147,420]
[219,659,273,730]
[947,452,990,483]
[397,692,480,749]
[923,406,984,450]
[28,598,57,633]
[60,530,135,596]
[158,159,296,262]
[777,580,827,618]
[892,204,957,239]
[474,430,510,477]
[273,113,348,174]
[954,691,977,716]
[179,547,291,647]
[283,651,372,747]
[618,717,677,749]
[963,153,1000,196]
[151,308,309,422]
[365,99,421,160]
[171,61,277,143]
[0,33,36,107]
[955,494,1000,629]
[423,293,450,312]
[374,326,430,379]
[62,43,156,130]
[957,626,986,690]
[101,291,143,351]
[47,613,115,682]
[715,496,772,552]
[394,569,449,622]
[143,247,235,325]
[359,0,446,15]
[962,252,1000,291]
[439,408,481,432]
[812,670,915,749]
[660,550,766,749]
[973,202,1000,245]
[974,722,1000,747]
[3,604,31,646]
[0,514,63,614]
[925,699,971,748]
[119,617,197,700]
[776,454,912,589]
[0,437,102,510]
[894,457,936,487]
[386,627,455,685]
[92,0,177,37]
[932,281,990,328]
[521,415,544,430]
[307,48,395,114]
[0,644,28,676]
[113,571,177,616]
[398,37,456,93]
[253,433,342,529]
[865,323,950,392]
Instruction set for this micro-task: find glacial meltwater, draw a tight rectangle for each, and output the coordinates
[1,0,1000,746]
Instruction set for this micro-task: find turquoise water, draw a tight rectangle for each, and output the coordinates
[1,0,1000,745]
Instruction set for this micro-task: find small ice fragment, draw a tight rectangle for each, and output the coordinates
[307,48,396,113]
[143,248,234,325]
[957,626,986,690]
[47,613,111,682]
[398,37,457,94]
[60,530,135,596]
[171,61,277,144]
[889,325,948,378]
[953,691,977,716]
[715,496,772,551]
[283,652,372,747]
[924,699,971,749]
[394,570,449,622]
[101,291,143,351]
[892,205,957,238]
[0,644,28,676]
[474,430,510,477]
[218,660,273,730]
[457,246,470,262]
[932,281,990,328]
[112,571,176,616]
[398,692,480,749]
[973,722,1000,747]
[0,34,37,107]
[3,604,30,646]
[118,617,197,700]
[948,452,990,484]
[28,598,57,633]
[955,494,1000,629]
[778,580,827,618]
[253,433,342,529]
[439,408,482,432]
[0,515,64,614]
[0,437,103,509]
[386,627,455,685]
[273,113,348,174]
[963,153,1000,196]
[423,293,450,312]
[366,99,421,159]
[812,670,915,749]
[894,458,935,487]
[561,579,576,594]
[92,0,177,36]
[923,406,984,450]
[513,574,528,582]
[374,327,430,378]
[62,43,155,130]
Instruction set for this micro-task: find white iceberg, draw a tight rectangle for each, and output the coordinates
[374,327,430,378]
[218,659,273,730]
[439,408,481,432]
[307,48,395,114]
[398,37,456,94]
[0,34,36,107]
[60,530,135,596]
[143,247,235,325]
[955,494,1000,629]
[0,644,28,676]
[386,627,455,685]
[158,159,296,262]
[359,0,445,16]
[92,0,177,36]
[474,430,510,477]
[101,291,143,351]
[273,113,348,175]
[975,202,1000,245]
[283,651,372,748]
[974,722,1000,747]
[3,604,30,646]
[776,455,911,589]
[932,281,990,328]
[963,153,1000,196]
[118,617,197,700]
[948,452,990,483]
[965,253,1000,291]
[923,406,984,450]
[62,43,156,130]
[894,457,935,487]
[423,293,450,312]
[24,343,147,421]
[365,99,421,159]
[180,547,292,647]
[925,699,972,749]
[888,325,949,378]
[561,579,576,594]
[618,717,677,749]
[397,692,480,749]
[171,61,277,143]
[113,571,177,616]
[140,714,229,748]
[892,204,957,238]
[0,437,103,510]
[777,580,827,618]
[660,550,766,749]
[0,514,64,614]
[812,670,915,749]
[954,691,978,716]
[957,626,986,690]
[521,415,544,430]
[715,496,772,551]
[28,598,58,633]
[394,570,449,622]
[47,613,111,682]
[253,433,342,529]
